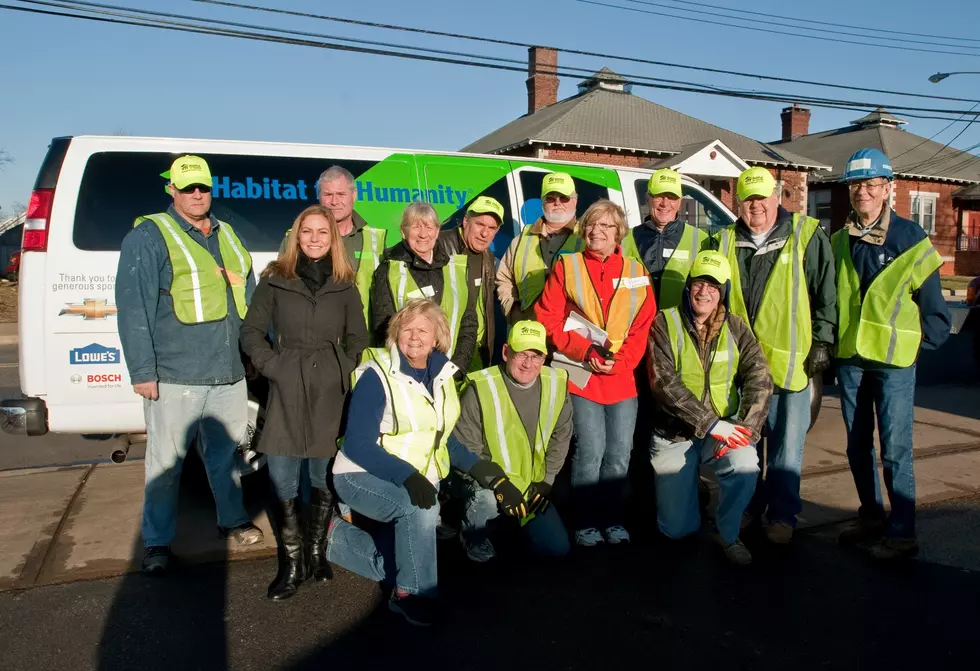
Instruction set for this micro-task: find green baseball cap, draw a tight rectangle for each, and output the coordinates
[169,155,213,189]
[466,195,505,222]
[541,172,575,198]
[647,168,683,198]
[508,320,548,353]
[736,167,776,201]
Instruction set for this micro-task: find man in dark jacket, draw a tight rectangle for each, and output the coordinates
[437,196,502,369]
[649,251,772,565]
[714,167,836,545]
[116,155,263,576]
[371,202,478,375]
[834,149,951,560]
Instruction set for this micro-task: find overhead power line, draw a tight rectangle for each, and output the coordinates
[625,0,980,51]
[189,0,980,105]
[14,0,980,120]
[891,101,980,164]
[661,0,980,45]
[575,0,980,59]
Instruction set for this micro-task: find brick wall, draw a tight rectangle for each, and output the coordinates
[892,179,960,276]
[769,168,808,213]
[534,147,652,168]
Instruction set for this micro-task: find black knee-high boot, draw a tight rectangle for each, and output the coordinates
[268,498,308,600]
[308,487,334,581]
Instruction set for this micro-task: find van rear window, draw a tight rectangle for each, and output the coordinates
[72,152,378,252]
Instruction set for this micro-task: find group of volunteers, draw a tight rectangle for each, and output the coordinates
[116,147,951,626]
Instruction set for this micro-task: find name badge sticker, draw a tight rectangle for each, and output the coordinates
[627,276,650,289]
[421,285,436,298]
[662,248,676,258]
[671,250,690,261]
[474,278,482,287]
[712,350,730,363]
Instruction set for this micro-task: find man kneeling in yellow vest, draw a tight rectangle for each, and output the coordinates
[451,320,574,561]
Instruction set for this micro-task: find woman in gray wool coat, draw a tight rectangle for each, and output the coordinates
[241,204,368,600]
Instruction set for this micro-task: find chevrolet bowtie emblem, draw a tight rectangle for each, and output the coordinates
[59,299,118,320]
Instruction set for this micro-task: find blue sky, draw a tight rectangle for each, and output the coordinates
[2,0,980,213]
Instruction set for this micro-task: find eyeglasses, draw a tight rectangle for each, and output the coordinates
[583,222,618,232]
[848,180,887,193]
[690,280,720,294]
[176,185,211,194]
[544,194,572,204]
[512,351,546,364]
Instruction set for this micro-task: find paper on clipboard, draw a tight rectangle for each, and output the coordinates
[549,311,609,388]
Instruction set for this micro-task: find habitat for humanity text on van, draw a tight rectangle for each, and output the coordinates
[210,175,470,207]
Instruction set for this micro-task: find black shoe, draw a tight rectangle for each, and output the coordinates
[142,546,170,575]
[838,518,886,548]
[268,498,308,601]
[388,592,438,627]
[308,487,334,582]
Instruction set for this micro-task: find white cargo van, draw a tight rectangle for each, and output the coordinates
[0,135,735,463]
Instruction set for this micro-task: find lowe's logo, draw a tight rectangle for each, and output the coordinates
[69,343,120,365]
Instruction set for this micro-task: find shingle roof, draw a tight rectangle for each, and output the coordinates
[954,183,980,200]
[772,110,980,184]
[461,82,829,171]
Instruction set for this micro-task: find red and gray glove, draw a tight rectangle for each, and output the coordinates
[708,420,752,458]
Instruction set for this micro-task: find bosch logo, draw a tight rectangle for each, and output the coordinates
[88,374,122,383]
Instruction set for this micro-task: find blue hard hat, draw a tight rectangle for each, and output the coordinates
[842,148,893,182]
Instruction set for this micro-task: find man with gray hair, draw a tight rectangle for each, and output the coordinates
[281,166,388,328]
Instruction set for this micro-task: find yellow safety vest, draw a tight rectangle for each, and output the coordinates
[351,347,461,481]
[662,307,740,418]
[471,281,487,372]
[833,231,942,367]
[560,252,650,352]
[716,214,819,392]
[622,223,708,310]
[134,213,251,325]
[465,365,567,495]
[513,224,584,311]
[387,256,469,357]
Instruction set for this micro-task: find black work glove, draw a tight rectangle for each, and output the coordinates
[402,471,438,510]
[525,481,552,515]
[468,459,508,488]
[805,343,832,378]
[489,475,527,518]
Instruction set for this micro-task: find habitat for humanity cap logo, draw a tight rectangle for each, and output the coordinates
[69,343,120,365]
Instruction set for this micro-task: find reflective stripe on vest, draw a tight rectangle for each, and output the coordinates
[513,226,584,310]
[135,213,251,325]
[623,223,707,310]
[387,256,469,357]
[717,214,818,391]
[561,252,649,352]
[466,365,568,494]
[355,227,387,328]
[351,347,461,480]
[833,231,942,367]
[663,308,740,417]
[470,282,487,372]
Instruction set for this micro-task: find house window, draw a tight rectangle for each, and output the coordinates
[910,191,938,234]
[807,189,833,233]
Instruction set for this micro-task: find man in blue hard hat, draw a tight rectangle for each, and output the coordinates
[834,148,951,560]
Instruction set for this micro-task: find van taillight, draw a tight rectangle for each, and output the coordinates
[22,188,54,252]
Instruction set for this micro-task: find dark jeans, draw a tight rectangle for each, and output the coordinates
[838,362,917,539]
[266,455,331,501]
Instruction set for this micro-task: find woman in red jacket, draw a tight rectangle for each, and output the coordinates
[535,199,656,547]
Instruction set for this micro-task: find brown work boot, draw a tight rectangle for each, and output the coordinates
[867,537,919,561]
[764,521,794,545]
[838,518,885,548]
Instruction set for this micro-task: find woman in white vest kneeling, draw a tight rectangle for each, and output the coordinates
[328,299,501,627]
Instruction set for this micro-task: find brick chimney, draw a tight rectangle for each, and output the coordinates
[526,46,559,114]
[780,104,810,141]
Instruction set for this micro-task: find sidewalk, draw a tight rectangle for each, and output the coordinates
[0,322,16,346]
[3,386,980,592]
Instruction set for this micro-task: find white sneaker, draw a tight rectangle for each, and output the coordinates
[574,527,605,547]
[461,536,496,563]
[603,525,631,545]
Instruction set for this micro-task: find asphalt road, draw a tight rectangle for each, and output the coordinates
[0,516,978,671]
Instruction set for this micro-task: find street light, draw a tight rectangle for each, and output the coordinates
[929,71,980,83]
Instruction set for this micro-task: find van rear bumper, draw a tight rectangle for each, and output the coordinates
[0,397,48,436]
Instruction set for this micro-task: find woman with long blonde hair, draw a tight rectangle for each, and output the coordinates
[241,204,368,600]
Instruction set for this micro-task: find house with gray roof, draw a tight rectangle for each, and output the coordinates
[772,106,980,275]
[462,47,829,214]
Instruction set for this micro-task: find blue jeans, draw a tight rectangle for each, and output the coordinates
[266,455,331,501]
[461,484,570,557]
[569,395,638,530]
[748,385,810,527]
[328,471,440,597]
[650,434,759,543]
[142,380,250,547]
[838,363,917,539]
